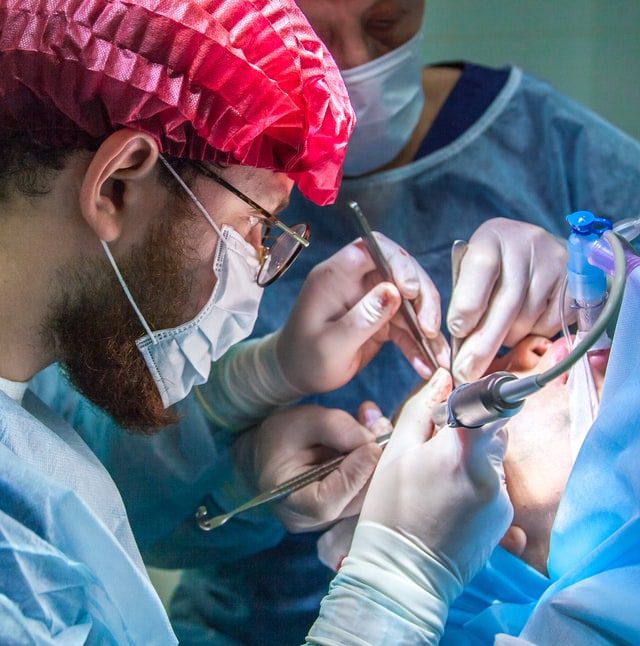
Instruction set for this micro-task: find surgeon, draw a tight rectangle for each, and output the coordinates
[158,1,640,643]
[0,1,512,643]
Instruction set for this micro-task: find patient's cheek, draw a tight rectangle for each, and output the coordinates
[503,383,572,574]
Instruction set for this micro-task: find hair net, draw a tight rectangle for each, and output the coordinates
[0,0,354,205]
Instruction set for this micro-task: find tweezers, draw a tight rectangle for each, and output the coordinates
[450,240,468,373]
[348,201,439,371]
[196,430,393,531]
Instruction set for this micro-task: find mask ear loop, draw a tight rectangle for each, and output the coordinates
[101,240,157,343]
[158,155,222,236]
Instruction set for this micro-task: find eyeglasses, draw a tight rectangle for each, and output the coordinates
[191,162,310,287]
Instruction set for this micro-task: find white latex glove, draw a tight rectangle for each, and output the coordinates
[359,368,512,581]
[307,370,512,645]
[231,404,386,532]
[448,218,567,383]
[276,233,450,394]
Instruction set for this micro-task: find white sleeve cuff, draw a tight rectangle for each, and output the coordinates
[306,522,463,645]
[196,332,305,431]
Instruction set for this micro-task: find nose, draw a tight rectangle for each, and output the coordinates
[336,31,377,70]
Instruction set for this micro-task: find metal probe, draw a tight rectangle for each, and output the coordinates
[348,201,439,371]
[450,240,468,377]
[196,430,393,531]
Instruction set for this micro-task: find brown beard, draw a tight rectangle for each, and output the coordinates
[44,198,205,434]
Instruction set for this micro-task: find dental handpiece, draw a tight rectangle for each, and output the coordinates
[430,371,528,428]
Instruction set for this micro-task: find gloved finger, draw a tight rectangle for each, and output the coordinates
[382,368,452,465]
[357,401,394,438]
[374,233,442,337]
[531,273,574,336]
[452,278,528,383]
[447,239,502,338]
[387,325,451,379]
[340,483,371,518]
[296,239,379,320]
[502,261,565,347]
[300,408,378,454]
[458,420,509,490]
[324,281,402,356]
[284,442,382,528]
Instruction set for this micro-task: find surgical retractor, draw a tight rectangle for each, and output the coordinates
[431,221,628,429]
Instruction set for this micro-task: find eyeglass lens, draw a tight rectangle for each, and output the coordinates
[257,223,309,287]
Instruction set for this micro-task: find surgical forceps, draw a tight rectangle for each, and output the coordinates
[450,240,468,375]
[196,430,393,531]
[348,201,439,372]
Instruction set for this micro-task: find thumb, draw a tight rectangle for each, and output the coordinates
[382,368,452,465]
[330,282,401,349]
[458,419,509,486]
[313,442,383,523]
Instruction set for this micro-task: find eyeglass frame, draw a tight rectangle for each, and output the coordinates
[189,161,310,286]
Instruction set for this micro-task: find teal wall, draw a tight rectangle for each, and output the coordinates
[423,0,640,138]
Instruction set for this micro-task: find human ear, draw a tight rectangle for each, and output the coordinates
[78,129,159,242]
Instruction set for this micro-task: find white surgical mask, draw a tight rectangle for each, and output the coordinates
[341,24,425,176]
[102,166,264,408]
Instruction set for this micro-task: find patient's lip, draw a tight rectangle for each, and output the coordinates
[587,348,610,372]
[543,338,572,384]
[545,338,609,388]
[587,347,610,392]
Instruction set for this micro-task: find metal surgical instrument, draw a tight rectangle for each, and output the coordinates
[450,240,468,373]
[348,201,439,371]
[196,430,393,531]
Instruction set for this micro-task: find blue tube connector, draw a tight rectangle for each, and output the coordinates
[566,211,610,307]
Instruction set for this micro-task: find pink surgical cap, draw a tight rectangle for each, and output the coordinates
[0,0,354,205]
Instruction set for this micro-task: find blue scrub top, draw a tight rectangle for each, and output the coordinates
[30,62,640,645]
[0,390,177,644]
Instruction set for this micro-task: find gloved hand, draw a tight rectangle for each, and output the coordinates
[448,218,567,383]
[359,368,512,584]
[309,369,512,644]
[276,233,450,395]
[231,404,386,532]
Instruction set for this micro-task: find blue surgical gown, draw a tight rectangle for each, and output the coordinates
[0,389,176,644]
[31,65,640,644]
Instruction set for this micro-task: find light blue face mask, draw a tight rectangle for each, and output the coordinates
[101,159,264,408]
[341,23,426,176]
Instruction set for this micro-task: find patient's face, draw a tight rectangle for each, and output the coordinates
[489,336,608,574]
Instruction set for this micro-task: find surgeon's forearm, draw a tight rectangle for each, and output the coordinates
[305,523,461,645]
[197,331,305,431]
